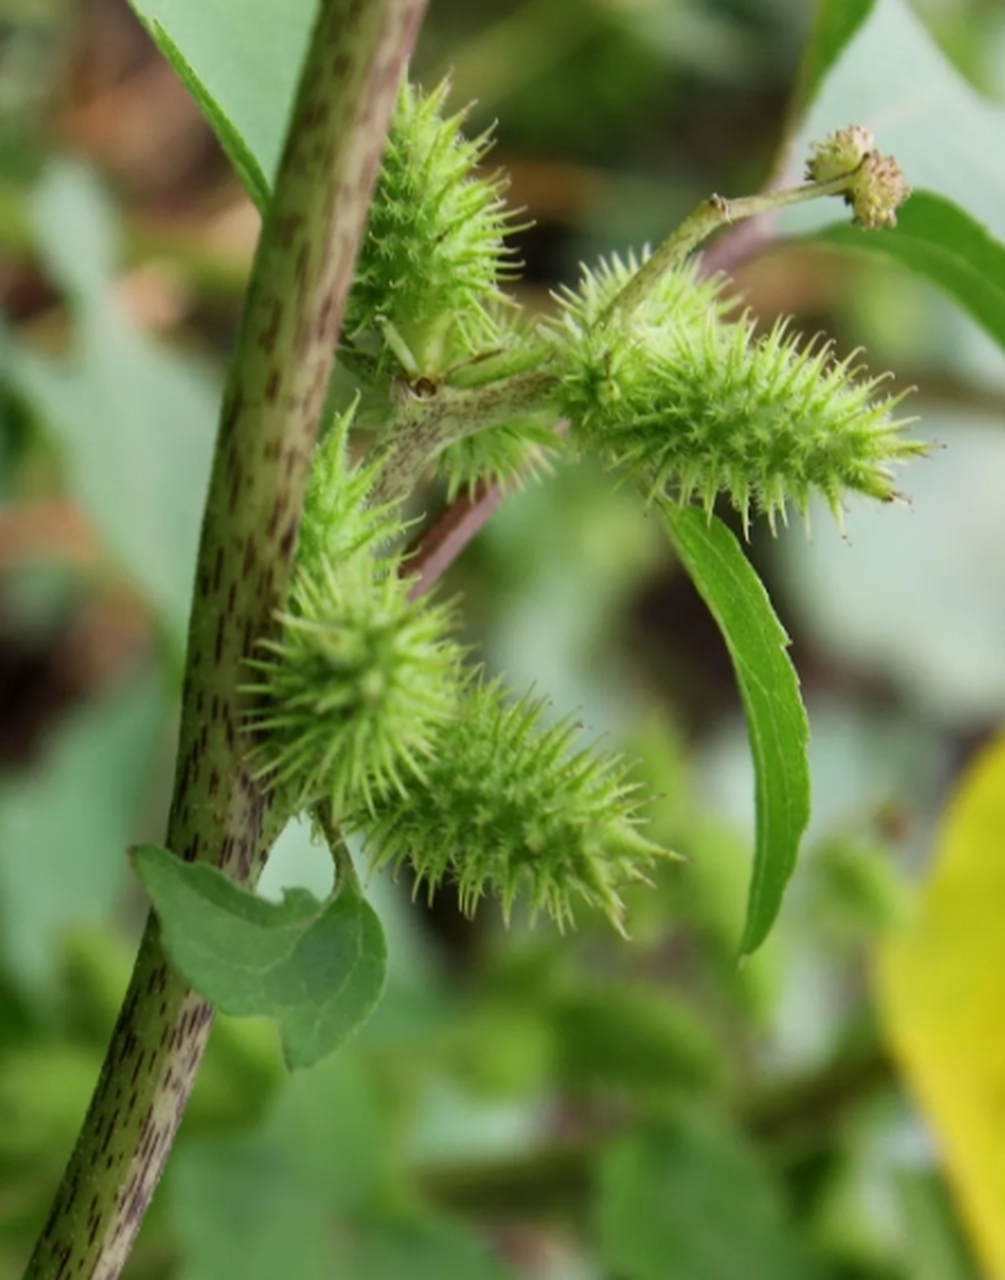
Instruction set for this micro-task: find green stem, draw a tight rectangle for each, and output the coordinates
[603,172,858,324]
[315,799,361,894]
[23,2,428,1277]
[366,368,558,506]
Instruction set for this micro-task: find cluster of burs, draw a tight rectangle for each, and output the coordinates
[248,82,918,930]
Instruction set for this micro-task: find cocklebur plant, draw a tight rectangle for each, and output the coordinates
[227,94,918,940]
[24,15,922,1273]
[551,252,920,531]
[188,88,922,948]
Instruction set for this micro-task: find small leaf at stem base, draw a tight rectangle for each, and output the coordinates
[133,844,387,1069]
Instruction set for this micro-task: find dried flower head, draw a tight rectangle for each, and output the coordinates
[847,150,911,229]
[806,125,910,228]
[806,125,876,183]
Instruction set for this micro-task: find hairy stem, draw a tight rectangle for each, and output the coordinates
[604,172,857,324]
[367,369,557,507]
[24,2,428,1277]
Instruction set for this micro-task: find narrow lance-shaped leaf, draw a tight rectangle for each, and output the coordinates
[127,0,314,201]
[660,506,810,954]
[793,0,875,115]
[133,844,387,1069]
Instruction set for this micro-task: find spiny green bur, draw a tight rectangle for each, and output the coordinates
[343,80,554,494]
[343,79,517,381]
[352,679,668,933]
[550,253,923,531]
[246,407,463,817]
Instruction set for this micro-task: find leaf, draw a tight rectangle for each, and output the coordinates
[820,192,1005,351]
[661,505,810,954]
[0,670,165,987]
[897,1171,982,1280]
[876,731,1005,1278]
[794,0,874,112]
[143,20,269,211]
[597,1117,821,1280]
[550,983,722,1097]
[174,1049,513,1280]
[6,162,219,641]
[345,1219,514,1280]
[173,1051,388,1280]
[776,418,1005,726]
[0,1044,105,1163]
[783,0,1005,353]
[133,845,387,1069]
[126,0,315,198]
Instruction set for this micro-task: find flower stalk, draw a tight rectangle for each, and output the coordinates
[604,129,909,326]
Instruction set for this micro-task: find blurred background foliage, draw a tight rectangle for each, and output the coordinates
[1,0,1005,1277]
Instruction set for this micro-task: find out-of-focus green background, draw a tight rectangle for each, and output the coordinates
[2,1,1005,1276]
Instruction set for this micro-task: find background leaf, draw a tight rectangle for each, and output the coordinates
[597,1117,820,1280]
[661,505,810,955]
[344,1220,514,1280]
[173,1051,388,1280]
[877,731,1005,1278]
[794,0,874,112]
[777,417,1005,728]
[145,21,270,210]
[134,844,388,1069]
[819,193,1005,351]
[783,0,1005,352]
[6,162,219,641]
[0,670,164,988]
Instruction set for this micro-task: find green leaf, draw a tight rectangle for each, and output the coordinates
[345,1219,514,1280]
[597,1117,822,1280]
[174,1047,513,1280]
[778,416,1005,724]
[820,192,1005,350]
[550,983,722,1098]
[0,1044,105,1163]
[795,0,874,112]
[783,0,1005,352]
[142,20,269,210]
[0,671,165,987]
[173,1051,389,1280]
[126,0,315,198]
[133,845,387,1069]
[661,506,810,954]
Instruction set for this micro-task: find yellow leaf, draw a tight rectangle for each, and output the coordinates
[876,732,1005,1277]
